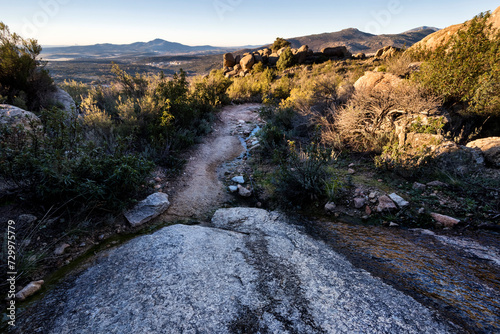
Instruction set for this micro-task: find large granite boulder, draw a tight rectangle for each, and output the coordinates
[14,208,452,333]
[0,104,41,131]
[240,54,255,71]
[223,53,235,68]
[321,46,351,58]
[50,87,76,114]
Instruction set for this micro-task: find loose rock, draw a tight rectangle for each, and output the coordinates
[232,176,245,184]
[325,202,337,215]
[389,193,410,208]
[377,195,398,212]
[237,184,252,197]
[124,192,170,227]
[54,243,71,256]
[431,213,461,227]
[16,280,44,301]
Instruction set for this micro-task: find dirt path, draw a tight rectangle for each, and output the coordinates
[162,103,262,220]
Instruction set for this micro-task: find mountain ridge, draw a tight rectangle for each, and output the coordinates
[41,26,438,60]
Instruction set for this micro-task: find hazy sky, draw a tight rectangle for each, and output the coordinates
[1,0,498,46]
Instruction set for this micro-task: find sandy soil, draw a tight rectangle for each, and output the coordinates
[161,103,262,220]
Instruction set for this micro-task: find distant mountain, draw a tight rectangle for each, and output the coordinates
[284,28,439,54]
[41,39,238,60]
[405,26,440,33]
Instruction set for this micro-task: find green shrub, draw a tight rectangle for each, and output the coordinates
[273,141,336,205]
[0,107,154,211]
[0,22,55,111]
[277,47,295,71]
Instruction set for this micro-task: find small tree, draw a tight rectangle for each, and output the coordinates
[271,37,291,52]
[0,22,54,111]
[277,47,295,71]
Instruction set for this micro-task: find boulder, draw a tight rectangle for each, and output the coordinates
[234,55,241,65]
[223,53,235,68]
[409,6,500,52]
[262,48,272,56]
[240,54,255,71]
[375,46,401,59]
[466,137,500,167]
[0,104,41,129]
[124,192,170,227]
[277,47,288,56]
[268,53,279,66]
[433,141,485,173]
[16,280,44,301]
[325,202,337,214]
[377,195,398,212]
[353,53,366,59]
[353,71,402,92]
[321,46,351,58]
[295,45,309,64]
[50,87,77,114]
[353,197,366,209]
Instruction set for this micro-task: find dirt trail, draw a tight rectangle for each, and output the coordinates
[162,103,262,220]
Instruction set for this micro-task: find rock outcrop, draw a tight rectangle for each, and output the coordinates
[466,137,500,167]
[14,208,451,334]
[0,104,41,128]
[409,6,500,52]
[223,43,352,78]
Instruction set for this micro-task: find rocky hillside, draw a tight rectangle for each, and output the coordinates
[410,6,500,51]
[285,27,438,54]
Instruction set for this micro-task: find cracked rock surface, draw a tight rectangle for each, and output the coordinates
[14,208,453,333]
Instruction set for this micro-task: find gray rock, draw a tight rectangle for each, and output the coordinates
[18,214,38,225]
[389,193,410,208]
[324,202,337,214]
[54,243,70,256]
[466,137,500,167]
[15,208,451,333]
[232,176,245,184]
[377,195,398,212]
[228,185,238,193]
[124,192,170,227]
[237,184,252,197]
[353,197,366,209]
[413,182,427,191]
[50,87,76,114]
[0,104,41,128]
[427,181,448,188]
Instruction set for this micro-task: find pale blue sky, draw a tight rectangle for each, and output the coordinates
[0,0,498,46]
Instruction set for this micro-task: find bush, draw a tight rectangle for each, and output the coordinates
[0,106,154,211]
[330,82,442,152]
[272,141,336,205]
[413,12,500,116]
[277,47,295,71]
[0,22,55,111]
